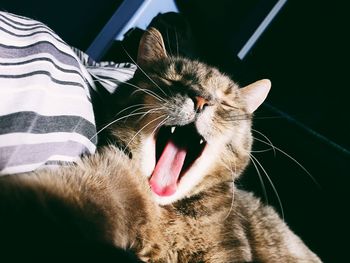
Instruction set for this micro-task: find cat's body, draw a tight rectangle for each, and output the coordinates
[0,28,321,262]
[0,147,319,262]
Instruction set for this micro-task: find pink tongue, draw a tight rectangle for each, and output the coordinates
[150,140,187,197]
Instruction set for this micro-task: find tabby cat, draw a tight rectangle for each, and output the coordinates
[0,28,321,262]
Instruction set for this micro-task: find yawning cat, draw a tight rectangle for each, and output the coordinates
[0,28,322,262]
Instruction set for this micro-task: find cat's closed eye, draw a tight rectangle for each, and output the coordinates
[220,101,239,109]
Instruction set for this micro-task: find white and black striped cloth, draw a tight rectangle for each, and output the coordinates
[0,11,137,175]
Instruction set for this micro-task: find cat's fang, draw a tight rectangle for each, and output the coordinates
[199,139,204,145]
[171,127,176,134]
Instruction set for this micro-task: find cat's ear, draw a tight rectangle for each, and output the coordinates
[137,27,167,68]
[240,79,271,113]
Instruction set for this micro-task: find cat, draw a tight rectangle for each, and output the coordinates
[0,28,322,262]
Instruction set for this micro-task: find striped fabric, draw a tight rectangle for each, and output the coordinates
[0,11,114,175]
[73,46,137,94]
[0,11,137,175]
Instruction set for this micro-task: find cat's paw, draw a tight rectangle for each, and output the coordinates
[137,243,165,262]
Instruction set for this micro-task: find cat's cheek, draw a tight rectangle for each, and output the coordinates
[140,135,156,178]
[195,108,215,140]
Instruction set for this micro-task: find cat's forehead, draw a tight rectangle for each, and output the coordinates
[162,58,239,98]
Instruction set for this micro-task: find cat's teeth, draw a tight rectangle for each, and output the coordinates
[171,127,176,134]
[199,139,204,145]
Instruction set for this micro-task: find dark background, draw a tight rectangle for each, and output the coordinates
[2,0,349,262]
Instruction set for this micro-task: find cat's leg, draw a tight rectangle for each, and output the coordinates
[0,148,158,260]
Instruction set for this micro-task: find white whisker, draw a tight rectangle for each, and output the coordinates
[151,116,170,137]
[122,114,168,153]
[253,137,320,188]
[249,154,268,204]
[124,81,165,102]
[250,154,285,221]
[113,104,151,118]
[251,148,274,153]
[121,45,168,97]
[252,129,276,156]
[90,111,158,142]
[91,74,165,102]
[222,161,236,220]
[128,106,166,122]
[103,115,168,172]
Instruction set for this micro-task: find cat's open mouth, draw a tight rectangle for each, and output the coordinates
[149,123,207,197]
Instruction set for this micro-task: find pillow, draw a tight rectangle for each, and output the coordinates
[0,11,97,174]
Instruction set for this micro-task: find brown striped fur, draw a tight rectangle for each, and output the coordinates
[0,28,321,262]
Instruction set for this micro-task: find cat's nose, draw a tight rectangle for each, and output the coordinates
[194,96,209,113]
